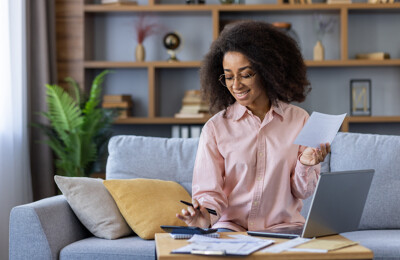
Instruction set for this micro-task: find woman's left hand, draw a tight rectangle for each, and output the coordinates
[300,143,331,166]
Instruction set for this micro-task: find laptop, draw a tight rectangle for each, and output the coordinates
[248,169,375,238]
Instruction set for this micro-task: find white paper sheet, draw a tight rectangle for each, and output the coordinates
[294,112,346,148]
[172,234,274,256]
[261,237,311,253]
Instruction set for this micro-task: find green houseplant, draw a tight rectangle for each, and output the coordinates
[36,70,118,177]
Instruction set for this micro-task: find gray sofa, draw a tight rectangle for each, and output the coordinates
[9,132,400,259]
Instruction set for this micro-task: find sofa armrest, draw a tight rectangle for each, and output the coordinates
[9,195,91,260]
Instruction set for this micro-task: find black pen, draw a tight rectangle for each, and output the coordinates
[180,200,217,215]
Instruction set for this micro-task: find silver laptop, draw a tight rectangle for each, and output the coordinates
[248,169,375,238]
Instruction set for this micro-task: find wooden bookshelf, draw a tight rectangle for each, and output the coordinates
[56,1,400,127]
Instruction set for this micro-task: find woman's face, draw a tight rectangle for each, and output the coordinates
[221,51,269,113]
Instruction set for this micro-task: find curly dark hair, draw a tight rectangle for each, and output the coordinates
[200,20,310,115]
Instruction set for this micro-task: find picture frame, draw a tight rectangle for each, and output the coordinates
[350,79,371,116]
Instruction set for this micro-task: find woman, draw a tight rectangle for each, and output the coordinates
[176,21,330,232]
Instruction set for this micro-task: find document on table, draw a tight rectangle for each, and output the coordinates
[294,112,347,148]
[171,234,274,256]
[261,237,311,253]
[287,239,358,253]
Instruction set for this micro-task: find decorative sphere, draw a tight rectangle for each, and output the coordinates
[163,32,181,50]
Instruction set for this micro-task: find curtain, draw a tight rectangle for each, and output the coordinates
[28,0,57,200]
[0,0,33,259]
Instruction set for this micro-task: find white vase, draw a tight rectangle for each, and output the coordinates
[135,43,145,62]
[313,40,325,61]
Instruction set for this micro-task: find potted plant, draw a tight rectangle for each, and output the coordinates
[35,70,118,177]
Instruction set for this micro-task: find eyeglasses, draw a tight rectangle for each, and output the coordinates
[218,72,257,88]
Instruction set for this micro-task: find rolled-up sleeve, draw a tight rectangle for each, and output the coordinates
[192,123,227,225]
[290,156,321,200]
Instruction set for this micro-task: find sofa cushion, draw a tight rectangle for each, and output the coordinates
[330,132,400,229]
[106,135,198,194]
[60,236,155,260]
[54,176,132,240]
[103,178,191,239]
[341,230,400,260]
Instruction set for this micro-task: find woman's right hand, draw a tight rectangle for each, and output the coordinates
[176,199,211,228]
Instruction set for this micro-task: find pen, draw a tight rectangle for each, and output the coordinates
[180,200,217,215]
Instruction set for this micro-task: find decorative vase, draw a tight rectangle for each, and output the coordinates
[135,43,145,62]
[313,40,324,61]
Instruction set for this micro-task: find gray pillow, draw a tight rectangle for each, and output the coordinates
[54,175,132,239]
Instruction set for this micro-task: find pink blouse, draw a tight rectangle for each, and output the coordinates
[192,101,320,232]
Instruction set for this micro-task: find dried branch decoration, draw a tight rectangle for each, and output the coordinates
[135,15,162,44]
[313,14,337,41]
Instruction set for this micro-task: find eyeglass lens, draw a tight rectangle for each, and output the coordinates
[219,73,255,87]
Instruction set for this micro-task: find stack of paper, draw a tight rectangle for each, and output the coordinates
[171,234,273,256]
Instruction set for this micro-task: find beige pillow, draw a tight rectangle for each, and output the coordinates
[103,178,191,240]
[54,175,132,239]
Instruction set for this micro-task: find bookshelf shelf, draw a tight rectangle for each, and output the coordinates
[114,117,210,125]
[84,3,400,13]
[84,61,202,69]
[84,59,400,69]
[341,116,400,132]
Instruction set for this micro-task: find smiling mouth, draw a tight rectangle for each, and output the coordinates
[235,90,250,97]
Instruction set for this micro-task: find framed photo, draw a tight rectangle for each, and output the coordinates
[350,79,371,116]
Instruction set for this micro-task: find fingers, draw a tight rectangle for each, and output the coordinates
[192,198,199,209]
[320,143,327,155]
[187,206,196,216]
[312,150,322,164]
[326,142,331,154]
[315,142,331,163]
[199,205,211,218]
[176,208,196,223]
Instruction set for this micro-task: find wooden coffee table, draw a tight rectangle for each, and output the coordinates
[155,232,373,260]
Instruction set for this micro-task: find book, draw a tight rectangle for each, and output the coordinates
[327,0,351,3]
[179,107,209,114]
[102,101,132,109]
[117,109,131,118]
[181,126,189,138]
[190,126,202,138]
[180,104,209,110]
[103,95,132,103]
[101,0,137,5]
[355,52,390,60]
[174,113,208,119]
[169,233,220,239]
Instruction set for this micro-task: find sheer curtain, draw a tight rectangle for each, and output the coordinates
[0,0,33,259]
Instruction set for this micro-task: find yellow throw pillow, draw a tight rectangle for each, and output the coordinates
[103,178,191,239]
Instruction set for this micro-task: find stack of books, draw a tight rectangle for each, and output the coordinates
[355,52,390,60]
[102,95,132,118]
[101,0,138,5]
[175,90,209,118]
[326,0,351,4]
